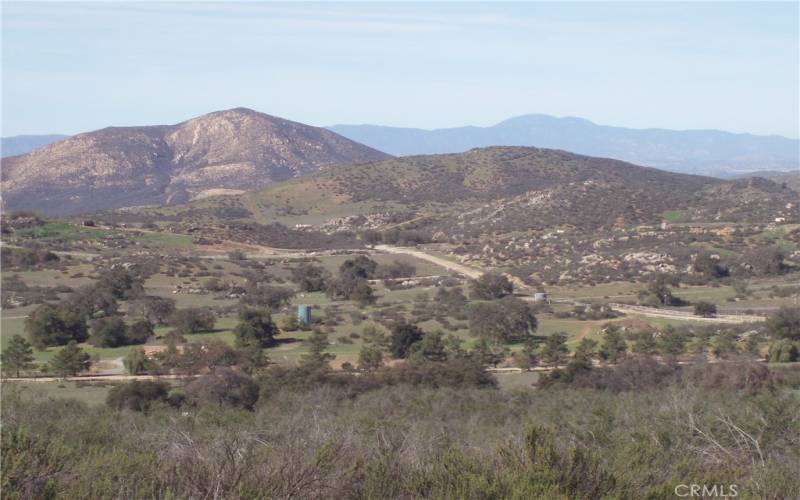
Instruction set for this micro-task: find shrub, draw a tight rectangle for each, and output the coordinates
[185,367,259,410]
[106,381,170,412]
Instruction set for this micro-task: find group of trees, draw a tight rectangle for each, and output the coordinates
[89,317,153,348]
[2,336,92,378]
[469,297,538,343]
[325,256,378,304]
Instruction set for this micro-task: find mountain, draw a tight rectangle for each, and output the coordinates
[1,108,390,216]
[118,147,798,243]
[738,170,800,192]
[1,134,68,157]
[329,115,800,177]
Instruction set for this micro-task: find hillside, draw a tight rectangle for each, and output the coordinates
[1,134,68,157]
[330,115,800,177]
[1,108,390,216]
[110,146,799,234]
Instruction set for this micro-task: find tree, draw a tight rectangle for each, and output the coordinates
[280,314,301,332]
[233,308,280,348]
[766,307,800,341]
[471,338,509,367]
[574,338,598,362]
[711,331,739,358]
[326,275,376,304]
[358,344,384,371]
[170,308,216,334]
[540,332,568,367]
[411,331,447,362]
[514,337,541,370]
[68,284,119,318]
[631,331,658,355]
[468,297,537,343]
[693,301,717,318]
[743,246,785,275]
[128,296,176,325]
[693,252,728,279]
[127,320,154,344]
[97,267,145,300]
[88,316,129,348]
[641,274,680,306]
[469,272,513,300]
[240,284,295,311]
[389,323,424,359]
[25,304,88,349]
[123,347,153,375]
[1,335,36,377]
[362,323,389,347]
[349,279,376,305]
[443,334,468,359]
[48,341,90,377]
[185,367,259,410]
[300,331,335,369]
[657,327,688,357]
[289,264,331,292]
[599,327,627,363]
[768,339,799,363]
[339,255,378,280]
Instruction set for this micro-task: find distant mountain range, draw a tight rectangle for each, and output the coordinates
[0,108,389,216]
[329,115,800,177]
[2,134,68,157]
[6,114,798,178]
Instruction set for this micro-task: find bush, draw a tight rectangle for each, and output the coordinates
[766,307,800,341]
[693,301,717,317]
[185,367,259,410]
[106,381,170,412]
[768,339,799,363]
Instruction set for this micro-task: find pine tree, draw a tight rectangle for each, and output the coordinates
[48,341,90,377]
[1,335,36,377]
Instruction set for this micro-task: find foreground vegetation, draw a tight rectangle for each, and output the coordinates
[3,359,799,499]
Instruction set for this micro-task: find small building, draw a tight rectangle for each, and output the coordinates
[297,304,312,325]
[533,292,550,304]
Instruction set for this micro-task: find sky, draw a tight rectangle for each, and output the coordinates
[2,2,799,138]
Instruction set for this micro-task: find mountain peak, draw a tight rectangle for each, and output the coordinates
[1,109,391,216]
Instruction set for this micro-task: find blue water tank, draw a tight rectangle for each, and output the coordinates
[297,304,312,324]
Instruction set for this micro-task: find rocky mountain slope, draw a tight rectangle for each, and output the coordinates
[330,115,800,177]
[1,108,390,216]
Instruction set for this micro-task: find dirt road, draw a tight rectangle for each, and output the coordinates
[609,303,765,323]
[375,245,484,279]
[2,373,200,383]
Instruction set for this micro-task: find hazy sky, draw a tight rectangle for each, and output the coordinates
[2,2,799,138]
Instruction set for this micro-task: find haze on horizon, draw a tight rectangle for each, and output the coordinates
[2,2,798,139]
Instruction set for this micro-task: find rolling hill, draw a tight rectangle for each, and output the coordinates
[1,108,390,216]
[115,146,799,239]
[329,115,800,177]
